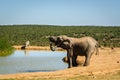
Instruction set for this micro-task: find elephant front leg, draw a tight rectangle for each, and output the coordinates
[67,49,73,68]
[67,56,72,68]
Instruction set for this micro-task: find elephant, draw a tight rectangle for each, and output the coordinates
[49,35,99,68]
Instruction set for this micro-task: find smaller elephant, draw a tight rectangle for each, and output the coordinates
[49,35,99,68]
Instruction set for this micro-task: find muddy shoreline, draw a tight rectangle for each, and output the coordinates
[13,45,64,51]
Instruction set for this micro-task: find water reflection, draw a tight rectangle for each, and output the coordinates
[0,50,67,74]
[24,50,29,56]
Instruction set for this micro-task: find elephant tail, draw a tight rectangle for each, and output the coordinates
[95,43,99,55]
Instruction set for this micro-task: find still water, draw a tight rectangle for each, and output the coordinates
[0,50,67,74]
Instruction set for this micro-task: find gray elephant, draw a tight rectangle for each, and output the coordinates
[49,35,99,68]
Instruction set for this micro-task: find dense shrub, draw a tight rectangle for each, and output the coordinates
[0,37,14,57]
[0,25,120,47]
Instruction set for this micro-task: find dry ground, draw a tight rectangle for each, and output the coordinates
[0,47,120,79]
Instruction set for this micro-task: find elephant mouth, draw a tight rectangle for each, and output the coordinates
[50,42,57,51]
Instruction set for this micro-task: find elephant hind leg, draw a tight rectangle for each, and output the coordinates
[84,55,90,66]
[84,48,95,66]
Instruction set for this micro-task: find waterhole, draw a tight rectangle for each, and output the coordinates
[0,50,67,74]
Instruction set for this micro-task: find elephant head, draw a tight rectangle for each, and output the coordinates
[49,36,57,51]
[49,35,72,51]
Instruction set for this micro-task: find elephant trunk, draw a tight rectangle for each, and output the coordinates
[50,42,57,51]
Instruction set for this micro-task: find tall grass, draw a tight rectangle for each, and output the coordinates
[0,37,14,57]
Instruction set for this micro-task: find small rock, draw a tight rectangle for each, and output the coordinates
[117,61,119,63]
[62,57,68,63]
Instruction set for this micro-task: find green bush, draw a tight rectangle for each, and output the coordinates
[0,25,120,47]
[0,38,14,57]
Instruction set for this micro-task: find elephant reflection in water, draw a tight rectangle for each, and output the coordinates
[24,50,29,56]
[49,35,99,68]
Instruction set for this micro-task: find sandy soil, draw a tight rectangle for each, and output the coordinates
[13,45,50,50]
[0,47,120,79]
[13,45,64,51]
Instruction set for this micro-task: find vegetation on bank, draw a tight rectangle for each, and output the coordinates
[0,25,120,47]
[0,38,14,57]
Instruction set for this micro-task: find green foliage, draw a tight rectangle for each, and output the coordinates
[0,37,14,57]
[0,25,120,47]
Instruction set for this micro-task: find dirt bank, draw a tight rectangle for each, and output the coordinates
[13,45,64,51]
[0,47,120,79]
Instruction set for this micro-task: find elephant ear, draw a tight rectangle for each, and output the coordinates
[57,36,63,42]
[61,36,73,48]
[62,36,71,43]
[49,36,57,42]
[57,35,69,42]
